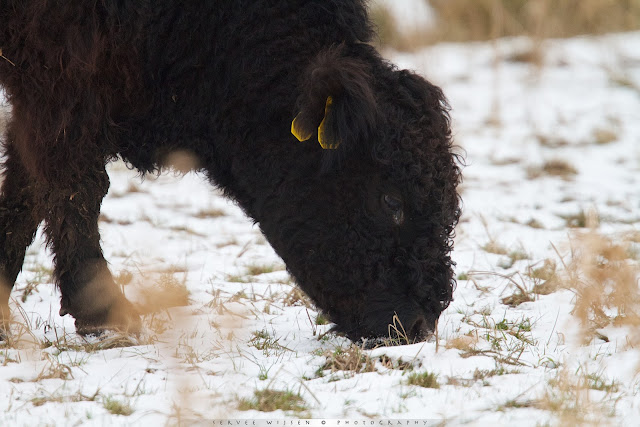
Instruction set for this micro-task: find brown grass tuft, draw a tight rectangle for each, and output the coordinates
[483,241,508,255]
[282,286,314,308]
[406,371,440,389]
[321,344,376,374]
[445,334,478,352]
[527,159,578,180]
[530,259,560,295]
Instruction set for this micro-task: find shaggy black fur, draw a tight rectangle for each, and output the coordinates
[0,1,461,344]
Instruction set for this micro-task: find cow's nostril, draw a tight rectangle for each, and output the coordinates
[408,315,431,342]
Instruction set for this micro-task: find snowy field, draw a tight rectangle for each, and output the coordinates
[1,31,640,425]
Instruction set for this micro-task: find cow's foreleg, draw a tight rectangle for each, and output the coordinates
[42,161,140,335]
[0,138,43,339]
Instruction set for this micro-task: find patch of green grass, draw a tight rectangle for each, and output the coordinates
[245,263,284,277]
[509,249,530,262]
[499,248,532,269]
[315,313,329,325]
[496,317,531,333]
[103,397,133,416]
[450,366,522,387]
[246,264,276,276]
[406,371,440,389]
[226,274,250,283]
[312,365,326,379]
[474,366,509,380]
[238,389,308,415]
[459,314,535,366]
[457,272,469,281]
[586,373,619,393]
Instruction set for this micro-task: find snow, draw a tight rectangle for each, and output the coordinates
[2,30,640,425]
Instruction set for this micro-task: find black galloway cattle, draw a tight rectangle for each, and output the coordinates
[0,1,461,345]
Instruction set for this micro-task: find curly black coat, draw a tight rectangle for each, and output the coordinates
[0,1,461,344]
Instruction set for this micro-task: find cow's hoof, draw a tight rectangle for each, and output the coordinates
[72,297,141,337]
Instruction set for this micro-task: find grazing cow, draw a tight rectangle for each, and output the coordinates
[0,1,461,345]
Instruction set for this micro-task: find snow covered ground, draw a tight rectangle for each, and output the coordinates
[1,31,640,425]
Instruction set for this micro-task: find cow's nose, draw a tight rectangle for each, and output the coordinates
[407,315,432,342]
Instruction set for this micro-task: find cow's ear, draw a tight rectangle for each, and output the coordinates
[396,69,450,115]
[292,45,377,150]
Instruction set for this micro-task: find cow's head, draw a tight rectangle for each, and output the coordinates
[259,44,461,346]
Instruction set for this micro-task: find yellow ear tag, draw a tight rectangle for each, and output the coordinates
[291,114,313,142]
[318,96,340,149]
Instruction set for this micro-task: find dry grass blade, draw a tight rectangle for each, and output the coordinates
[460,347,528,367]
[0,48,16,66]
[387,313,411,345]
[282,286,314,308]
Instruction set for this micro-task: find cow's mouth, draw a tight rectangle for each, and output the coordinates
[329,311,436,348]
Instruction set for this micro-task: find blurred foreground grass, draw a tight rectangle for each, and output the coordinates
[373,0,640,50]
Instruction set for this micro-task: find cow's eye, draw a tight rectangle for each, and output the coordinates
[382,194,404,225]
